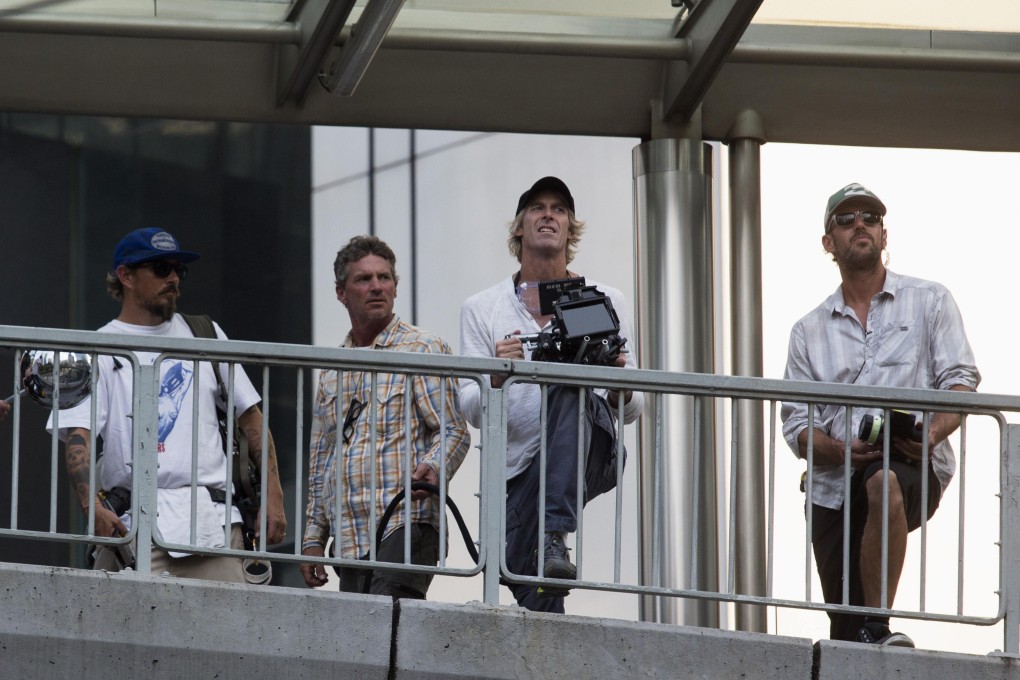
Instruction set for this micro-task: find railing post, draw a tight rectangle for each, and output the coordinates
[1003,424,1020,654]
[132,362,160,575]
[481,383,506,605]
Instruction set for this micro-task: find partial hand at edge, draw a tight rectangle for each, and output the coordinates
[300,545,329,588]
[410,463,439,501]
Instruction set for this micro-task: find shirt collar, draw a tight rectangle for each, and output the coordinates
[342,315,402,349]
[826,269,899,316]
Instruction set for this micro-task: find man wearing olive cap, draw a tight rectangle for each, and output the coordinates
[780,184,979,646]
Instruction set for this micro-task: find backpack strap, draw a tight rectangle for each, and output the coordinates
[181,313,216,341]
[180,313,225,395]
[180,314,257,505]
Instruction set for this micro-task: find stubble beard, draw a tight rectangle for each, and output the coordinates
[145,291,178,323]
[836,235,882,272]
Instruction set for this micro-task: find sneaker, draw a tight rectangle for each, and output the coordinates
[542,532,577,581]
[856,622,915,648]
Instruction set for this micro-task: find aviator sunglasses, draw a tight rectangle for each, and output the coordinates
[136,260,189,280]
[828,209,884,231]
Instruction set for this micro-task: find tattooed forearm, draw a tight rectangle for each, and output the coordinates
[238,406,280,472]
[64,429,93,506]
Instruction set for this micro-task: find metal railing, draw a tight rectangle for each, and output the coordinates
[2,324,1019,652]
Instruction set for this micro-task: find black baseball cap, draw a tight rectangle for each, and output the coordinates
[516,176,575,216]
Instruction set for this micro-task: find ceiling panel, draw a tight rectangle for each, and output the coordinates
[0,1,1018,152]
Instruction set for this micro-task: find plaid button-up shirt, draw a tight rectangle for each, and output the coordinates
[303,316,471,558]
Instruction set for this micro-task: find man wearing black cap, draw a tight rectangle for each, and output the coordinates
[459,177,643,612]
[48,228,286,582]
[780,183,979,646]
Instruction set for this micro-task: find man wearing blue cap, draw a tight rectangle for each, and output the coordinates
[459,177,643,613]
[781,183,980,647]
[48,228,286,582]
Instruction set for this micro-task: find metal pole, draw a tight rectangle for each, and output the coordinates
[633,137,719,627]
[133,362,160,575]
[482,384,506,605]
[727,110,767,632]
[1003,424,1020,653]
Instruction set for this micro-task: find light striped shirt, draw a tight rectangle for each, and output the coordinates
[303,316,471,558]
[780,270,980,509]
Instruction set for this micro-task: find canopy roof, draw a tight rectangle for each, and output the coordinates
[1,0,1018,150]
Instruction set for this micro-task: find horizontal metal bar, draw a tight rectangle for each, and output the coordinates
[502,571,1003,627]
[377,27,690,60]
[3,14,1018,80]
[2,324,1017,414]
[731,42,1020,74]
[0,12,300,43]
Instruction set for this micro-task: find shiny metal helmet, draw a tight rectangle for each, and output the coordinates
[19,350,93,409]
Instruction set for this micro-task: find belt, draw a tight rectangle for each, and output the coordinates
[206,487,239,507]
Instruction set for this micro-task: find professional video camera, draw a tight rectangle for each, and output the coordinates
[857,409,924,445]
[514,277,627,366]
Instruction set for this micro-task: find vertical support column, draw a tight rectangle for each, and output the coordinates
[727,110,768,633]
[633,138,719,627]
[1003,424,1020,654]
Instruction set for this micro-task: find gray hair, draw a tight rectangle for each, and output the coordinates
[334,235,399,287]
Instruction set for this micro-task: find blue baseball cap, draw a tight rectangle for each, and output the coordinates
[111,228,200,270]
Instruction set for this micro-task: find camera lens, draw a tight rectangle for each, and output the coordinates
[858,414,883,445]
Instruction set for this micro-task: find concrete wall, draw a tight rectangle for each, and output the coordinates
[816,641,1020,680]
[2,563,1019,680]
[0,564,391,680]
[394,600,811,679]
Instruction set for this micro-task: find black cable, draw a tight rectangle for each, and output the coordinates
[363,482,479,594]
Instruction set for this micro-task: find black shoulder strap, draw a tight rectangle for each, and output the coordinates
[181,314,225,394]
[181,313,257,501]
[181,313,216,339]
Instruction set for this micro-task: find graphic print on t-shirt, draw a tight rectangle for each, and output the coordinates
[158,361,194,444]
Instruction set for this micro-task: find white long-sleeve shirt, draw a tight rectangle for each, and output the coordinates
[460,276,643,480]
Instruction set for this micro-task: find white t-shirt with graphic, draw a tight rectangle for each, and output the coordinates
[49,314,259,553]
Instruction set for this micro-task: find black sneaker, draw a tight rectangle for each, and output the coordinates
[542,532,576,581]
[857,622,915,648]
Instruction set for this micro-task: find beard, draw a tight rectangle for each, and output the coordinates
[144,287,178,322]
[835,234,882,271]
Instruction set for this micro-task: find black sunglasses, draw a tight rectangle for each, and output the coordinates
[341,398,364,445]
[829,210,884,230]
[136,260,189,280]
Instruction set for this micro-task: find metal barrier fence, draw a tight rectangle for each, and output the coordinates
[2,325,1020,652]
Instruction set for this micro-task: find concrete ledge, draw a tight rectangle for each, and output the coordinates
[816,640,1020,680]
[0,563,393,680]
[394,599,815,680]
[8,562,1017,680]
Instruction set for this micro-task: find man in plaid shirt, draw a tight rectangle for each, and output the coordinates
[300,235,470,599]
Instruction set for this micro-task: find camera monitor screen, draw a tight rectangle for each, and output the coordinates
[538,277,586,315]
[559,298,619,340]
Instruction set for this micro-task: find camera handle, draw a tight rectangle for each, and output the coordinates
[511,332,542,351]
